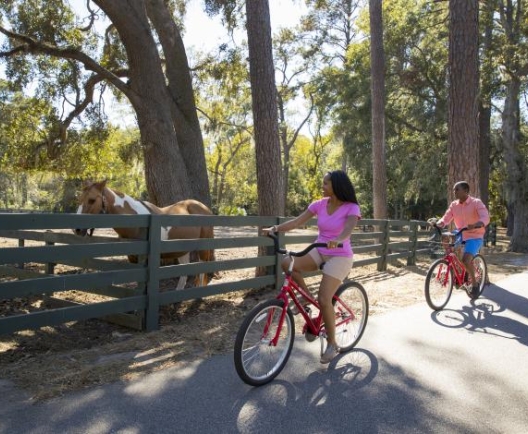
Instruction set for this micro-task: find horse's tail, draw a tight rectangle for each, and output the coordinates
[198,225,215,263]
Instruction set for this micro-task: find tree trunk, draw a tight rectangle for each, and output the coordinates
[501,77,528,252]
[94,0,210,207]
[496,0,528,252]
[245,0,284,217]
[447,0,480,201]
[478,0,494,207]
[246,0,283,278]
[478,102,491,206]
[369,0,388,219]
[278,93,290,214]
[145,0,210,205]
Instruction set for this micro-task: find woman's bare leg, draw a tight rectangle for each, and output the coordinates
[281,255,318,293]
[317,274,342,347]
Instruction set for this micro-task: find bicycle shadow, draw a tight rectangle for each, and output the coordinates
[319,348,378,393]
[430,283,528,348]
[231,348,379,430]
[230,345,449,433]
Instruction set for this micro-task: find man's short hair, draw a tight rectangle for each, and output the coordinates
[454,181,470,192]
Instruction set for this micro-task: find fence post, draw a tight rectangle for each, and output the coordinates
[485,222,497,247]
[274,218,283,291]
[45,231,56,274]
[377,220,389,271]
[407,220,419,266]
[145,214,161,332]
[17,238,24,269]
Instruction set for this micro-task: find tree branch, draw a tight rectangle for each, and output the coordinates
[0,24,129,95]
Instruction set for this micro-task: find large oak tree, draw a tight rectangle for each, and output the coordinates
[0,0,210,206]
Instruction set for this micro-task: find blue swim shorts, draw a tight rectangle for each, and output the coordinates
[463,238,483,256]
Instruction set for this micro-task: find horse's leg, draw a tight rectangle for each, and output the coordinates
[176,253,189,290]
[197,225,216,283]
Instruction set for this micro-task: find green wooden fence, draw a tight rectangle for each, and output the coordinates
[0,213,431,334]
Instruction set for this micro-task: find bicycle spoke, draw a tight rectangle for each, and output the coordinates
[332,281,369,352]
[234,299,294,386]
[425,259,454,310]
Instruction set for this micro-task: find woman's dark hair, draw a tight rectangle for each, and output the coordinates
[327,170,359,204]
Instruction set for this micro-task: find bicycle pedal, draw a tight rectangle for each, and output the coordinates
[304,332,317,342]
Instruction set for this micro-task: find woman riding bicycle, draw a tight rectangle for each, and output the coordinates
[428,181,490,297]
[264,170,361,364]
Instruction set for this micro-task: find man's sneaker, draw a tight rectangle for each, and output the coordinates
[468,284,480,300]
[320,344,339,364]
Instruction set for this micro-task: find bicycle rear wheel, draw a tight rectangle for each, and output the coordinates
[425,259,454,311]
[332,281,369,352]
[467,254,488,300]
[234,299,295,386]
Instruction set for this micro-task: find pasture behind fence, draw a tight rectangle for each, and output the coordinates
[0,213,432,335]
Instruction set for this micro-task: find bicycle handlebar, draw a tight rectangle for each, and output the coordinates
[429,224,472,244]
[267,231,342,256]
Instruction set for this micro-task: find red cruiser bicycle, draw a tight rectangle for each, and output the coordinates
[424,225,488,311]
[234,232,369,386]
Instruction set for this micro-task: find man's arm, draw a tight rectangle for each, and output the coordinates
[468,200,490,229]
[436,203,454,228]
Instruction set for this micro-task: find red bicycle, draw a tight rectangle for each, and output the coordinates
[424,225,488,311]
[234,232,369,386]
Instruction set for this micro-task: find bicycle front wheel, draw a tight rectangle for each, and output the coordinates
[467,254,488,300]
[234,299,295,386]
[333,281,369,353]
[425,258,454,311]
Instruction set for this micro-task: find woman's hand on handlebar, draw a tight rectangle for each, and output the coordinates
[262,226,278,235]
[327,240,340,249]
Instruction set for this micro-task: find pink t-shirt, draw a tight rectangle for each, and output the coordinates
[308,198,361,257]
[438,195,490,240]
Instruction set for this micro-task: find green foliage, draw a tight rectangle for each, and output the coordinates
[0,86,54,171]
[0,80,144,210]
[1,0,526,224]
[194,46,257,213]
[319,0,451,218]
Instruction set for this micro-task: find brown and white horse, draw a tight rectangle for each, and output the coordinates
[75,180,215,289]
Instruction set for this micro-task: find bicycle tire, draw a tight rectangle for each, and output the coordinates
[332,281,369,352]
[425,258,454,311]
[467,254,488,300]
[234,299,295,386]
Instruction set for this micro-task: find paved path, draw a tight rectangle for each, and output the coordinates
[2,272,528,434]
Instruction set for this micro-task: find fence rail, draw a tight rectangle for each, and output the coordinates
[0,213,432,334]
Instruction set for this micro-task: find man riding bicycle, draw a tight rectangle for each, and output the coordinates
[428,181,490,297]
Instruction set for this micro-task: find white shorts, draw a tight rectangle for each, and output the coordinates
[308,249,354,282]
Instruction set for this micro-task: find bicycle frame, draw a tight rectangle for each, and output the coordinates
[431,226,471,287]
[267,270,356,346]
[234,232,370,386]
[441,251,467,287]
[260,231,357,347]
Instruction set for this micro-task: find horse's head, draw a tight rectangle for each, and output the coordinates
[74,180,107,236]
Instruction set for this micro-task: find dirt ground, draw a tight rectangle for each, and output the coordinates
[0,228,527,401]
